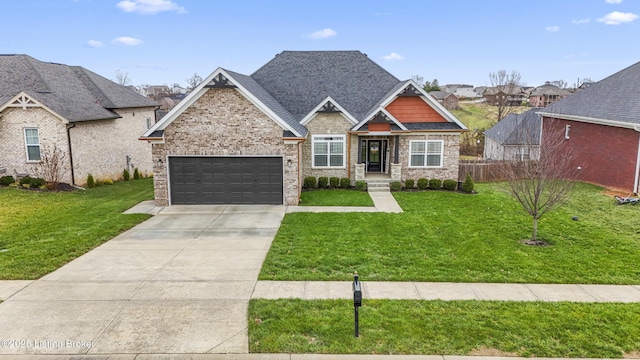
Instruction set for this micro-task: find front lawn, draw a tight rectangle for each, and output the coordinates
[0,179,153,279]
[259,182,640,284]
[249,299,640,357]
[299,189,374,207]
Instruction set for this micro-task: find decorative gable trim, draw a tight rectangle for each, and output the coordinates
[142,68,303,141]
[299,96,358,126]
[0,91,68,123]
[352,108,407,131]
[397,84,421,96]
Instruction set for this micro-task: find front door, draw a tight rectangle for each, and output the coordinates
[367,140,382,172]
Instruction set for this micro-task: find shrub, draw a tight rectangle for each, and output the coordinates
[340,177,350,189]
[133,167,141,180]
[303,176,317,189]
[443,179,458,191]
[318,176,329,188]
[461,174,475,193]
[329,177,340,188]
[355,180,367,191]
[86,174,95,188]
[429,179,442,190]
[123,169,130,181]
[0,175,15,186]
[29,177,45,188]
[19,176,33,186]
[417,178,428,190]
[103,178,114,185]
[390,181,402,191]
[404,179,414,190]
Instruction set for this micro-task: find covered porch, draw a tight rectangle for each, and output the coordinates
[353,134,401,182]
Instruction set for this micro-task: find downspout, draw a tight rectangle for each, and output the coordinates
[347,131,352,179]
[66,123,76,185]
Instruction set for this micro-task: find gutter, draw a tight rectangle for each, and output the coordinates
[66,123,76,185]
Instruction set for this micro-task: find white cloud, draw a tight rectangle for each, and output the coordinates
[305,28,337,39]
[116,0,186,14]
[545,25,560,32]
[382,52,404,61]
[605,0,623,4]
[572,18,590,24]
[87,40,103,48]
[112,36,143,46]
[597,11,638,24]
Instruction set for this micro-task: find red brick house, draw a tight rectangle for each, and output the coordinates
[538,61,640,193]
[141,51,467,205]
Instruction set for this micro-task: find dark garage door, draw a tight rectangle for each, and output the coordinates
[169,156,283,205]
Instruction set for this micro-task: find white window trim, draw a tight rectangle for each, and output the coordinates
[312,134,346,168]
[409,140,444,168]
[24,128,41,162]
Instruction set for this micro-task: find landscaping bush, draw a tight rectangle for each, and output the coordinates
[29,177,45,188]
[355,180,367,191]
[461,173,475,193]
[0,175,15,186]
[428,179,442,190]
[123,169,130,181]
[443,179,458,191]
[103,178,114,185]
[133,167,141,180]
[329,177,339,188]
[340,177,350,189]
[404,179,414,190]
[19,176,33,186]
[86,174,95,188]
[417,178,428,190]
[318,177,329,189]
[390,181,402,191]
[303,176,317,189]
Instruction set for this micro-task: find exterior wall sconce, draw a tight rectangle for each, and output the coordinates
[157,158,163,165]
[287,159,292,168]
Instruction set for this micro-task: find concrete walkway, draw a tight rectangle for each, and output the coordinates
[0,354,627,360]
[287,190,403,213]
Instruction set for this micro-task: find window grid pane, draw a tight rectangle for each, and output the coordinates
[25,129,39,145]
[27,146,41,161]
[314,155,328,167]
[410,154,424,167]
[313,136,344,168]
[426,154,441,167]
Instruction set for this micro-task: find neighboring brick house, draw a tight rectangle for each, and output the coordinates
[483,85,527,106]
[484,108,542,161]
[538,61,640,193]
[428,91,460,110]
[0,54,157,185]
[141,51,467,206]
[529,82,570,107]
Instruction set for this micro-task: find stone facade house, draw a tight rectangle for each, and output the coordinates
[538,61,640,193]
[484,108,542,161]
[0,54,157,185]
[141,51,467,206]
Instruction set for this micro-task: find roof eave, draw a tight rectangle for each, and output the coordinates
[538,111,640,130]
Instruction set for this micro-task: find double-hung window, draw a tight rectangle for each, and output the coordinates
[313,135,345,168]
[409,140,443,167]
[24,128,41,162]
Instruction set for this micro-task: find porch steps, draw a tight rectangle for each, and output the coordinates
[366,178,391,192]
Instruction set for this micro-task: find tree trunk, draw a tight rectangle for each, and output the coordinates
[532,217,538,241]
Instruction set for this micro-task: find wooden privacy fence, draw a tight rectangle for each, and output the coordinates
[458,160,536,182]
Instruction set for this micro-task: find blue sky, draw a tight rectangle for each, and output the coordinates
[4,0,639,88]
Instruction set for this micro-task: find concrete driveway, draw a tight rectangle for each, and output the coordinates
[0,205,285,355]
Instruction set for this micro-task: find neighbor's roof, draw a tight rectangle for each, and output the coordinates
[428,91,453,100]
[539,60,640,126]
[484,108,542,145]
[251,51,400,121]
[0,54,157,122]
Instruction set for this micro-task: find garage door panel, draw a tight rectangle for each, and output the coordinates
[169,156,283,205]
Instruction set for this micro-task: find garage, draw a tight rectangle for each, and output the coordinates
[168,156,283,205]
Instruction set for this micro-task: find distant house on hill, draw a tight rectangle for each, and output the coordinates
[443,84,476,98]
[429,91,460,110]
[483,85,527,106]
[529,82,570,107]
[484,108,542,161]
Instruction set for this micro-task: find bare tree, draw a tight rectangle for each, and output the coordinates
[550,80,568,89]
[115,69,131,86]
[36,144,69,190]
[411,75,424,87]
[500,119,581,245]
[185,73,203,90]
[488,69,524,123]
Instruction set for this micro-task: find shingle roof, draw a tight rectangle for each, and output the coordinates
[484,108,542,145]
[540,60,640,125]
[251,51,400,121]
[0,54,157,122]
[428,91,452,100]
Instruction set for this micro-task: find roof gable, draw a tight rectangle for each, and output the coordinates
[485,108,542,145]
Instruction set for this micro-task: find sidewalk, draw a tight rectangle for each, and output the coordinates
[0,354,626,359]
[287,190,403,213]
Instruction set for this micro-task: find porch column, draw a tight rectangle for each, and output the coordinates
[391,163,401,181]
[354,163,365,182]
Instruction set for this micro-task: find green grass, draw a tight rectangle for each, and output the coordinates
[451,103,529,132]
[259,182,640,284]
[299,189,374,207]
[0,179,154,279]
[249,299,640,357]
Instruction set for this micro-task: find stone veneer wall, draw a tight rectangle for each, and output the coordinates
[301,113,353,180]
[0,107,72,182]
[152,88,300,206]
[70,107,154,184]
[397,134,460,181]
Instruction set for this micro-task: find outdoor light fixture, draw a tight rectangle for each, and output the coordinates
[157,158,163,165]
[287,159,292,168]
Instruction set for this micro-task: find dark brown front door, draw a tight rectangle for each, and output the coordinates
[367,140,381,172]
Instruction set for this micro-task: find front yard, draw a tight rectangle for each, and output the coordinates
[0,178,153,279]
[260,182,640,284]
